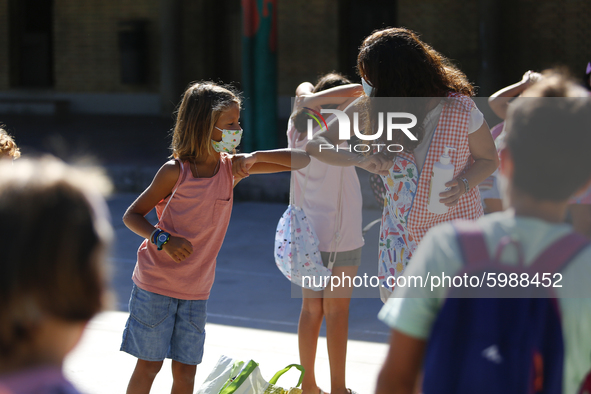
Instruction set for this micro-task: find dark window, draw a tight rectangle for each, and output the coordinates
[9,0,54,88]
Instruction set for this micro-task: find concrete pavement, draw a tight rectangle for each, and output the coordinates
[4,113,391,393]
[63,195,391,393]
[64,312,389,393]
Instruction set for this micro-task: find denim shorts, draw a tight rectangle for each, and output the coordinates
[120,284,207,365]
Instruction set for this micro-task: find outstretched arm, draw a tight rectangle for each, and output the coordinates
[232,148,310,179]
[305,100,393,175]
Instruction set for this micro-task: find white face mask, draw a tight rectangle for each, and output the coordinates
[362,78,374,97]
[211,127,243,153]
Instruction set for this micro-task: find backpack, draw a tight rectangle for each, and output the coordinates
[422,220,589,394]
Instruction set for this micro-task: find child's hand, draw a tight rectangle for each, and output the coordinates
[232,153,257,178]
[162,235,193,263]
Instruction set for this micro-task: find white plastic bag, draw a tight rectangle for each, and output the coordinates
[196,355,304,394]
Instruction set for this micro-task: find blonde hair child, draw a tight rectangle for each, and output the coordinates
[121,81,309,394]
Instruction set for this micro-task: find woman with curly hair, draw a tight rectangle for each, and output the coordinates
[307,28,499,301]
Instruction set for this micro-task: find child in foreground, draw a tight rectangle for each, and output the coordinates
[376,74,591,394]
[0,157,113,394]
[120,81,309,394]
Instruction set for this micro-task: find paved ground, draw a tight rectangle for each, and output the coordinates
[3,113,391,393]
[64,196,390,394]
[108,195,389,337]
[64,312,389,394]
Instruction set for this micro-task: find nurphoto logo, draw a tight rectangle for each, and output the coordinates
[304,106,418,153]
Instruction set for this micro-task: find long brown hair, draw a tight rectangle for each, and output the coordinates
[171,82,241,161]
[357,27,474,152]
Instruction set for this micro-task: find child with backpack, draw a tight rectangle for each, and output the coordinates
[375,73,591,394]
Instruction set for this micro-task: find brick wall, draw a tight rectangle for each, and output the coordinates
[1,0,589,98]
[53,0,160,93]
[397,0,591,95]
[496,0,591,87]
[397,0,480,90]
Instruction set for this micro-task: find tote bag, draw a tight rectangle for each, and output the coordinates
[196,355,304,394]
[274,166,344,291]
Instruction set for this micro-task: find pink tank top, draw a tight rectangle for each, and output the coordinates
[132,153,233,300]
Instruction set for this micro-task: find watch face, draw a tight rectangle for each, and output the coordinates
[158,233,168,242]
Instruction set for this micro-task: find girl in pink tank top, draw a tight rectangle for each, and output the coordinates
[120,81,310,394]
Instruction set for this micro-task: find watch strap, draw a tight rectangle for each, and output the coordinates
[150,228,162,244]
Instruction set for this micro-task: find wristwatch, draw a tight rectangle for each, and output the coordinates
[156,231,171,250]
[459,177,470,193]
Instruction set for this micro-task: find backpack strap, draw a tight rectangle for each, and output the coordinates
[158,160,183,224]
[529,232,589,274]
[452,220,489,268]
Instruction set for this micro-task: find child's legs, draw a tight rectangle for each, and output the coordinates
[299,289,324,393]
[126,359,164,394]
[324,265,358,394]
[171,361,197,394]
[121,285,178,393]
[168,299,207,394]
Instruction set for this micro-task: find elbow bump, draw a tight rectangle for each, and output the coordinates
[305,142,317,156]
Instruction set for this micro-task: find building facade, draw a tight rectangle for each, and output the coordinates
[0,0,589,121]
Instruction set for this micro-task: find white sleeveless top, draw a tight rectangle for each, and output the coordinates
[286,111,364,253]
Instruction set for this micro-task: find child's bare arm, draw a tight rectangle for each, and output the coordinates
[295,82,314,97]
[376,329,426,394]
[232,148,310,177]
[488,71,541,119]
[305,101,393,175]
[295,83,364,111]
[123,161,179,239]
[123,160,193,262]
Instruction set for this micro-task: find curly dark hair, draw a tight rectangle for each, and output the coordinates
[357,27,474,152]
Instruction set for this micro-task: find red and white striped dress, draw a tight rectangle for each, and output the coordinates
[378,93,484,291]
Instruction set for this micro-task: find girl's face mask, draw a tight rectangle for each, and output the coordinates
[211,127,243,152]
[362,78,374,97]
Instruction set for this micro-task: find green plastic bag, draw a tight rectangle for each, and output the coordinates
[197,355,304,394]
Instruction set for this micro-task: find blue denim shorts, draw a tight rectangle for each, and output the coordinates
[120,284,207,365]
